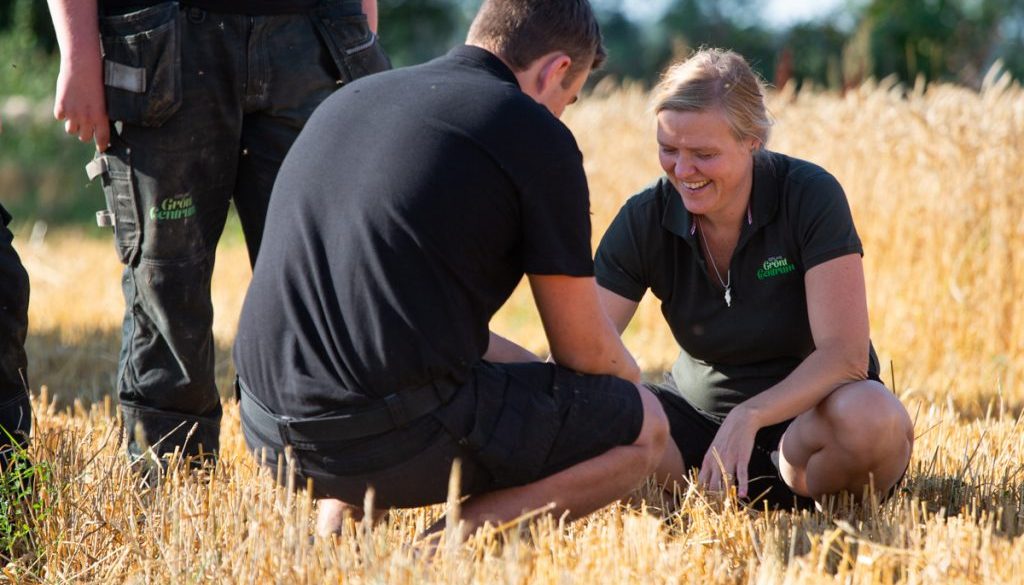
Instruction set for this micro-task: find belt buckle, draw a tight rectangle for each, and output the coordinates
[278,419,295,448]
[383,393,409,428]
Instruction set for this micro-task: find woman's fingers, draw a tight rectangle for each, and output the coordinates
[735,454,750,499]
[701,448,728,491]
[700,447,753,498]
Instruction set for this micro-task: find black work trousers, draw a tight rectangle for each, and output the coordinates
[0,204,32,468]
[88,1,390,460]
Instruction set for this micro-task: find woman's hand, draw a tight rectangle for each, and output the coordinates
[698,405,762,499]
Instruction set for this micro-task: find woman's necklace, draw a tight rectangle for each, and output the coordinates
[696,216,732,308]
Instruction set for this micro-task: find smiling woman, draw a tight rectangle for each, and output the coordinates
[594,48,915,509]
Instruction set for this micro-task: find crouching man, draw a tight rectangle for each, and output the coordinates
[233,0,669,537]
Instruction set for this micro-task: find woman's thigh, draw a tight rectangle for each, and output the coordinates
[649,384,814,510]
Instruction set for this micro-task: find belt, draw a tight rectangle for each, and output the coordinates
[237,377,458,448]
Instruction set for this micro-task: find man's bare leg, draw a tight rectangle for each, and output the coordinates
[315,385,668,537]
[422,384,668,536]
[316,499,389,537]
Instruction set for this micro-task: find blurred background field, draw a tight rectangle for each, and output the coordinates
[3,0,1024,582]
[3,0,1024,224]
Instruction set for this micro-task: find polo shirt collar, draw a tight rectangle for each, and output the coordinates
[448,45,520,88]
[660,153,781,241]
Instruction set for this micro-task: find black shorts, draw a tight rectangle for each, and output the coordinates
[647,383,816,511]
[242,361,644,508]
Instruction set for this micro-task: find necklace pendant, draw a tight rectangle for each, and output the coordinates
[724,287,732,308]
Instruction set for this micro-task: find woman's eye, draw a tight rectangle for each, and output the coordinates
[696,152,716,160]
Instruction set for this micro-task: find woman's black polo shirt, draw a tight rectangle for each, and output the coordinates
[595,152,880,421]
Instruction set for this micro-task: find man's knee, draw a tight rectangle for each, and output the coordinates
[632,384,669,470]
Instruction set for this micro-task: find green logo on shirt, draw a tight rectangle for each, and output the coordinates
[150,195,196,222]
[757,256,796,280]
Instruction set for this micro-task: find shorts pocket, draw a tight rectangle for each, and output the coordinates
[311,0,391,84]
[463,366,561,488]
[94,152,141,265]
[99,2,182,127]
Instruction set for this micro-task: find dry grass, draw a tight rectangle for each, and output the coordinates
[5,71,1024,582]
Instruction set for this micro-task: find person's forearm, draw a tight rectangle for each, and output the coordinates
[49,0,110,150]
[547,322,642,384]
[737,343,869,428]
[48,0,101,70]
[362,0,378,33]
[484,331,542,364]
[530,274,643,384]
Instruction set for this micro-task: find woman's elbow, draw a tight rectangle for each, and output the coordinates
[824,341,871,382]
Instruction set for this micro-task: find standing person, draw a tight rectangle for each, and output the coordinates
[47,0,389,464]
[234,0,670,538]
[0,203,32,469]
[595,48,914,509]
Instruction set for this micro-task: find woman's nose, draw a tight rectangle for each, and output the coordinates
[674,157,695,178]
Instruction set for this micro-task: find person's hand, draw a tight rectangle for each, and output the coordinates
[53,56,110,152]
[698,406,762,500]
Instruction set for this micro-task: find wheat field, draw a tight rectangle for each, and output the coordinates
[5,69,1024,582]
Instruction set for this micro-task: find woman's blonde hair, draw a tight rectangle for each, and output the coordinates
[652,48,772,148]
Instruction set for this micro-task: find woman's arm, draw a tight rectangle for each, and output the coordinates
[597,286,640,335]
[699,252,871,496]
[735,253,870,426]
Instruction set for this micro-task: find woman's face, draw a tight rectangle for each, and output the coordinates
[656,108,758,219]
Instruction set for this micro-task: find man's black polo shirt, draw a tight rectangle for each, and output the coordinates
[234,46,593,416]
[595,152,880,420]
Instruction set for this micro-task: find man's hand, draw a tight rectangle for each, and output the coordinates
[54,59,110,151]
[48,0,109,152]
[698,405,762,500]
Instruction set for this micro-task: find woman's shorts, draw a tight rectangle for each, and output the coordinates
[647,382,816,510]
[242,361,644,508]
[649,372,902,511]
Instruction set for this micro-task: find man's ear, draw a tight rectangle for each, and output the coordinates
[537,53,573,94]
[514,51,574,105]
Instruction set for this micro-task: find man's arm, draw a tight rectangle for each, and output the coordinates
[47,0,110,151]
[483,332,542,364]
[362,0,378,33]
[529,274,641,383]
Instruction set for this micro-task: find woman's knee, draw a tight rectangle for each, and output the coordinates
[819,381,913,465]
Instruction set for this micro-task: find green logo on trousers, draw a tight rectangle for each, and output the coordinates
[150,195,196,221]
[757,256,796,280]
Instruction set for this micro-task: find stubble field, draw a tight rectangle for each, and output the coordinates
[4,69,1024,582]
